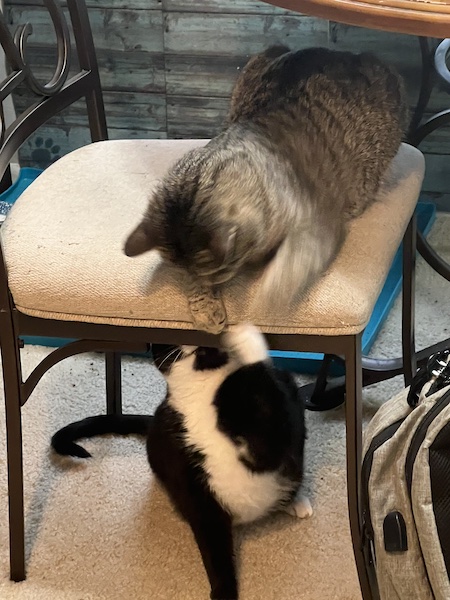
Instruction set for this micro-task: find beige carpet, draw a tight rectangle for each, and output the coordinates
[0,213,449,600]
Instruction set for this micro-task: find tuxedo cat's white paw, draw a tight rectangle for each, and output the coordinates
[222,323,269,365]
[283,495,313,519]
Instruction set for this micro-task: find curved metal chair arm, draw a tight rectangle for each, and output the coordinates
[0,0,107,182]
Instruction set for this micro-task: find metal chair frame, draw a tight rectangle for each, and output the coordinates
[0,3,425,598]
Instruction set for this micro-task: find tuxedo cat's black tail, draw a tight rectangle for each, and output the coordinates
[51,414,153,458]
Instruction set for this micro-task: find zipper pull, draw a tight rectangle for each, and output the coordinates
[426,350,450,397]
[407,349,450,407]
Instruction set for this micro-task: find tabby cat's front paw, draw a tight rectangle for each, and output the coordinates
[187,285,227,334]
[222,323,269,366]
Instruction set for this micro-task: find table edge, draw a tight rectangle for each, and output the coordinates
[262,0,450,38]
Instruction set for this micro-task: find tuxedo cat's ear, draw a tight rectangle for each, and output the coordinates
[124,220,160,257]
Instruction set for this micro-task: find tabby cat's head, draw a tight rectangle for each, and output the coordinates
[124,144,278,286]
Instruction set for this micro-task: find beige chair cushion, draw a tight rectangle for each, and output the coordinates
[1,140,424,336]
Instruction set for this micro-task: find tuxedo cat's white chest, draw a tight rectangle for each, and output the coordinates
[167,356,289,524]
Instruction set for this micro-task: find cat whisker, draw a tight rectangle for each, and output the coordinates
[157,346,181,370]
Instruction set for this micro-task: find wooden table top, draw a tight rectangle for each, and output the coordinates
[263,0,450,38]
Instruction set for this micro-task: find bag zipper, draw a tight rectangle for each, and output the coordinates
[361,419,405,548]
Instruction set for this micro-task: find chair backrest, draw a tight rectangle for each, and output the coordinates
[0,0,107,314]
[0,0,107,185]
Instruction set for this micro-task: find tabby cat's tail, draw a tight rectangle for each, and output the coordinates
[51,414,153,458]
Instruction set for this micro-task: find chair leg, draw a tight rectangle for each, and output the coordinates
[0,332,26,581]
[105,351,122,415]
[402,213,417,387]
[345,335,374,600]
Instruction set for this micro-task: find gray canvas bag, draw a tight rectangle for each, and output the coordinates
[362,351,450,600]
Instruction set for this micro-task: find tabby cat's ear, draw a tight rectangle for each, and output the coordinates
[124,221,160,257]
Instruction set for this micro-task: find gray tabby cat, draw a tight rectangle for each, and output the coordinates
[125,46,408,328]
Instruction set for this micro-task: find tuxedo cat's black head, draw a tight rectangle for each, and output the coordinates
[152,344,229,374]
[191,347,229,371]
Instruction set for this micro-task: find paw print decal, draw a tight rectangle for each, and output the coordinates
[28,136,61,168]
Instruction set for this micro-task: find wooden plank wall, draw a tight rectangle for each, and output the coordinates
[5,0,450,204]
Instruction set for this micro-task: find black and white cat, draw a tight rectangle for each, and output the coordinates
[51,325,312,599]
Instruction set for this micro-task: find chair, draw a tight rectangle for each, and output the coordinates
[0,2,425,599]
